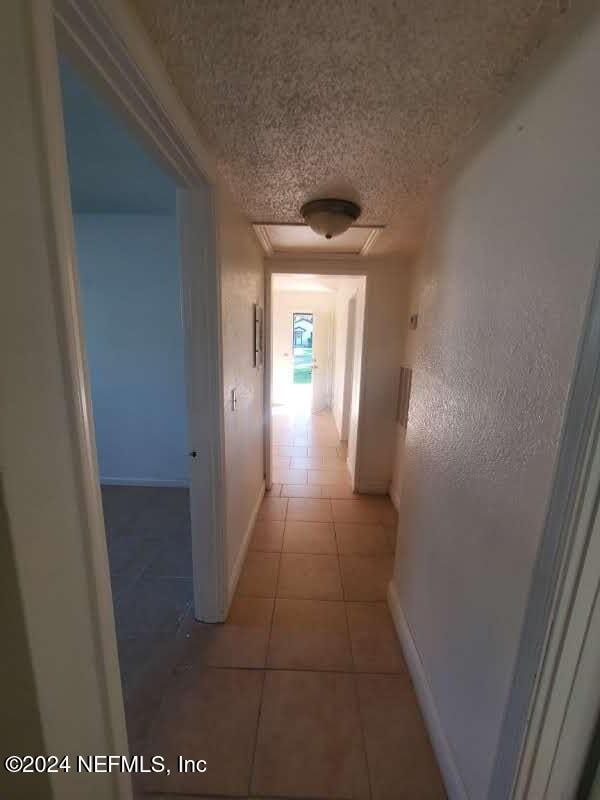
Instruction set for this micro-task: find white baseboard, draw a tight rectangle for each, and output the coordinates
[389,485,402,511]
[100,476,190,488]
[333,407,348,442]
[356,479,389,495]
[347,455,356,489]
[227,480,265,607]
[387,581,469,800]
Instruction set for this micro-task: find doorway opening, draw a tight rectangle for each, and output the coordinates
[287,311,314,414]
[269,273,367,495]
[293,312,314,383]
[59,57,194,750]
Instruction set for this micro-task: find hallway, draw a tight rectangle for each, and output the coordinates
[271,402,354,499]
[135,408,445,799]
[8,2,600,797]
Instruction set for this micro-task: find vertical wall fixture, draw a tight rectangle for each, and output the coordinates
[396,366,412,428]
[398,312,417,427]
[254,303,264,367]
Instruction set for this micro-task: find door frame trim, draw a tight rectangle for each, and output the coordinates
[340,294,357,441]
[490,247,600,799]
[54,0,216,185]
[6,2,226,796]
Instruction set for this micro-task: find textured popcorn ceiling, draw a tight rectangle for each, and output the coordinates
[131,0,573,253]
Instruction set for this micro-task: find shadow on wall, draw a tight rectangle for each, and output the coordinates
[0,480,51,800]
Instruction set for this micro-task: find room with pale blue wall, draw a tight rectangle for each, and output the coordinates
[60,60,189,486]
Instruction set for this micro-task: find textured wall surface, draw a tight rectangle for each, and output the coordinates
[218,188,265,589]
[393,14,600,798]
[75,214,189,485]
[131,0,576,253]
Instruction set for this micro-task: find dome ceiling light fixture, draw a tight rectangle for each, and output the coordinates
[300,198,361,240]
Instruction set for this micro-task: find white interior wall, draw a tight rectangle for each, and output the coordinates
[389,266,414,508]
[332,280,362,441]
[332,291,349,436]
[342,297,357,441]
[389,13,600,799]
[74,213,189,487]
[347,280,366,486]
[356,263,409,493]
[218,188,266,602]
[389,423,407,509]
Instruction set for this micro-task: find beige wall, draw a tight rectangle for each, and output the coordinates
[357,262,409,493]
[347,278,366,486]
[217,188,265,599]
[332,289,351,437]
[332,278,364,442]
[390,10,600,798]
[389,265,416,507]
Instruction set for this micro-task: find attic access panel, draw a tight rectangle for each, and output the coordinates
[253,223,382,256]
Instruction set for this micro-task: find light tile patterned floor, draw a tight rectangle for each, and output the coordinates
[135,409,446,799]
[271,402,353,494]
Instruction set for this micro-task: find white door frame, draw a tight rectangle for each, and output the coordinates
[340,294,357,441]
[2,1,225,797]
[264,259,369,493]
[311,309,333,414]
[264,269,273,490]
[490,251,600,799]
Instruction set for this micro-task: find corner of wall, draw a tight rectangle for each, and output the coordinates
[217,181,266,615]
[387,581,469,800]
[227,480,265,608]
[388,484,402,511]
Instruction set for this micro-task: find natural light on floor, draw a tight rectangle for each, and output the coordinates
[272,383,313,418]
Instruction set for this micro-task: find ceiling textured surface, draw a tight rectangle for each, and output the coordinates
[131,0,574,252]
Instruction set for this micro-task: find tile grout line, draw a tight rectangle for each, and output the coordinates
[246,501,285,797]
[240,592,392,606]
[338,506,375,800]
[337,526,355,671]
[197,663,406,676]
[246,664,268,797]
[351,663,375,800]
[268,501,286,652]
